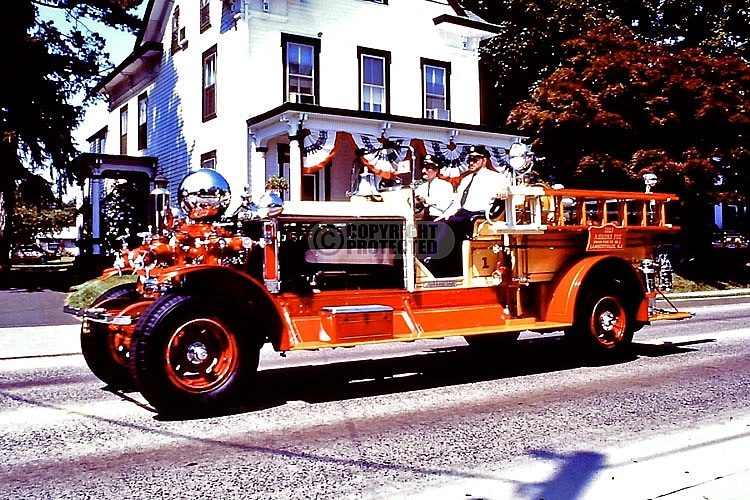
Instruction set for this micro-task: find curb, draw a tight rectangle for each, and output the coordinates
[663,288,750,300]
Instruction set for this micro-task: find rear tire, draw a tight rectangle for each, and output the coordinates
[131,294,260,415]
[80,283,139,389]
[566,281,634,356]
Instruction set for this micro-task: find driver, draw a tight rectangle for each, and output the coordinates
[427,145,512,277]
[440,145,512,235]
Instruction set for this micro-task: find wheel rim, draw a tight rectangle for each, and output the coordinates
[165,318,239,393]
[588,296,627,348]
[108,326,133,368]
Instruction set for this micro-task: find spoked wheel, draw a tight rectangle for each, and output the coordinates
[131,294,260,415]
[567,282,634,356]
[80,283,140,389]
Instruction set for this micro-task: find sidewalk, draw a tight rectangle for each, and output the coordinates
[664,287,750,300]
[404,416,750,500]
[0,324,80,359]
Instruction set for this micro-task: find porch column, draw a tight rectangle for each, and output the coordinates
[250,141,267,200]
[90,175,102,255]
[288,134,302,203]
[280,112,307,203]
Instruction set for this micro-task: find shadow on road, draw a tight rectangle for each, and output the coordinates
[125,336,698,420]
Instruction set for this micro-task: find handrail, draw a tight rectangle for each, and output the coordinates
[533,188,679,229]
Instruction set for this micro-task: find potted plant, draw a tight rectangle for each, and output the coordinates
[265,175,289,194]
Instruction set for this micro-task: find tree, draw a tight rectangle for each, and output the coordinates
[507,22,748,192]
[13,194,77,245]
[507,21,749,248]
[0,0,142,264]
[462,0,748,125]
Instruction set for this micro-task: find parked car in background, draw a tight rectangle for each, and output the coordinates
[712,230,750,250]
[10,244,52,264]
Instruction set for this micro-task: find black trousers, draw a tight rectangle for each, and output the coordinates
[422,209,483,278]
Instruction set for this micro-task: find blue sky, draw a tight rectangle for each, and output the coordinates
[38,3,143,64]
[34,3,145,189]
[37,3,147,150]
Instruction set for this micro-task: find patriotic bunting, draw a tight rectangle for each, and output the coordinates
[296,129,514,184]
[352,133,410,179]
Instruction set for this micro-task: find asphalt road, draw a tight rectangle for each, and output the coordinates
[1,292,749,499]
[0,288,79,328]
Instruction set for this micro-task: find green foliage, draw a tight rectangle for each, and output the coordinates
[66,273,138,309]
[12,191,76,243]
[507,22,749,204]
[101,178,149,251]
[265,175,289,192]
[466,0,748,125]
[0,0,144,263]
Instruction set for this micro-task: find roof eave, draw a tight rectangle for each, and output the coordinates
[92,42,164,96]
[432,14,500,39]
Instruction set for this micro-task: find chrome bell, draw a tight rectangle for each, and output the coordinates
[351,167,380,197]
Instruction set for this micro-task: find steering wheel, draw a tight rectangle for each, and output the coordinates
[486,196,506,221]
[413,197,426,216]
[378,177,403,191]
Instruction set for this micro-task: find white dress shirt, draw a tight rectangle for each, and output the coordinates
[456,166,511,214]
[414,177,455,218]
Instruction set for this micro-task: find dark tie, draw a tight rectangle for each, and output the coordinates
[460,173,476,206]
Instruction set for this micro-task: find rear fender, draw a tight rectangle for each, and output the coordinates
[164,265,284,349]
[544,255,648,324]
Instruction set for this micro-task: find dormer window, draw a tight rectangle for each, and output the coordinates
[200,0,211,32]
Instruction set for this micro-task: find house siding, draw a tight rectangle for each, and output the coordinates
[84,0,495,207]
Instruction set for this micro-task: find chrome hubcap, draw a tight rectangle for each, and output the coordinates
[600,311,617,332]
[186,342,209,365]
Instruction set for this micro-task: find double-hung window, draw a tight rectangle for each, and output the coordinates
[137,92,148,150]
[422,59,451,120]
[200,0,210,32]
[89,128,106,154]
[202,45,217,121]
[119,105,128,154]
[171,6,181,53]
[359,48,390,113]
[282,34,319,104]
[201,150,217,170]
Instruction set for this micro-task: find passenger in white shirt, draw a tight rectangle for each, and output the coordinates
[414,155,455,221]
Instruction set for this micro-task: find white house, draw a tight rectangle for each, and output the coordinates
[75,0,528,254]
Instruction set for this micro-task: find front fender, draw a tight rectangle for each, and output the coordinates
[544,255,647,324]
[163,265,285,348]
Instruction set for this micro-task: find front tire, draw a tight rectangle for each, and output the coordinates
[567,282,634,356]
[80,283,140,389]
[131,294,260,415]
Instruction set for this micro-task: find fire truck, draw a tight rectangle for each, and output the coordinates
[65,157,690,415]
